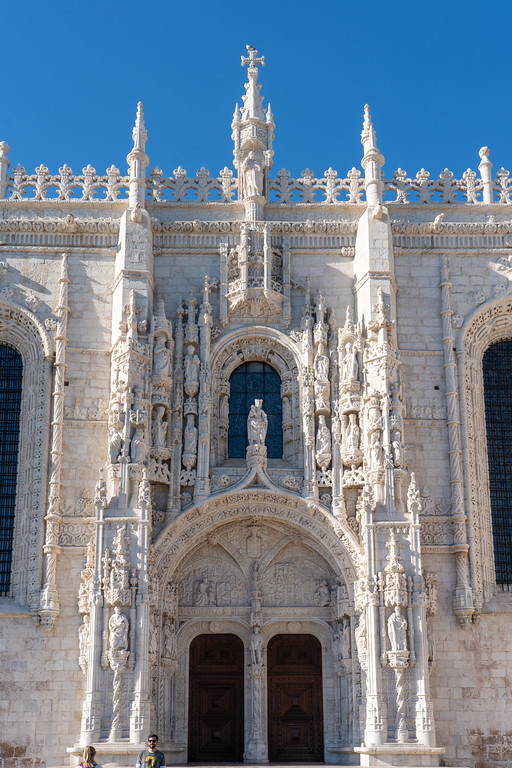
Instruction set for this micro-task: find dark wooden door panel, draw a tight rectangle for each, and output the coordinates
[268,635,323,762]
[188,634,244,762]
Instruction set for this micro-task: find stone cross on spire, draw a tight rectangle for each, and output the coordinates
[241,45,264,72]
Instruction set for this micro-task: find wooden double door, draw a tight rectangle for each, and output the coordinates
[188,633,323,763]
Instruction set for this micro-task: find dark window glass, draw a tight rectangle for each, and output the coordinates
[228,362,283,459]
[483,340,512,589]
[0,344,22,595]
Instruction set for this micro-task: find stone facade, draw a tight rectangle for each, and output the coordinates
[0,48,511,768]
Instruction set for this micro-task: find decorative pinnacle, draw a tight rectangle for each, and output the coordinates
[361,103,376,148]
[132,101,147,151]
[241,45,264,71]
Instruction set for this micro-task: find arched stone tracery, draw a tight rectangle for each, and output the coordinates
[460,296,512,606]
[209,329,302,466]
[0,301,53,607]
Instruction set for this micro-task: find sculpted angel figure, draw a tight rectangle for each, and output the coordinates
[247,399,268,445]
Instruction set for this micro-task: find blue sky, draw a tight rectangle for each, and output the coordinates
[2,0,510,182]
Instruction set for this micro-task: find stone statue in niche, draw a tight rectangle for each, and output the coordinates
[108,426,122,464]
[183,414,198,456]
[345,413,360,452]
[387,606,408,652]
[250,626,263,665]
[152,406,168,448]
[247,399,268,445]
[355,611,367,656]
[315,415,332,468]
[219,395,229,420]
[109,606,129,652]
[282,396,291,422]
[153,335,170,377]
[314,345,329,382]
[342,342,358,382]
[164,620,177,660]
[392,430,404,467]
[368,429,383,470]
[341,615,351,658]
[184,345,200,396]
[131,428,145,463]
[79,614,90,670]
[242,150,264,198]
[315,579,331,607]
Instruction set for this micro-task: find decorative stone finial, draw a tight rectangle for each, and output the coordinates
[127,101,149,209]
[360,103,384,207]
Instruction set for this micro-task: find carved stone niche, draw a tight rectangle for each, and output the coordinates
[210,332,302,467]
[219,225,291,326]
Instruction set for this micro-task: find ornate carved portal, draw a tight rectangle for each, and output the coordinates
[188,634,244,762]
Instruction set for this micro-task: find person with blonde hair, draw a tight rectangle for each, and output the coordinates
[80,746,101,768]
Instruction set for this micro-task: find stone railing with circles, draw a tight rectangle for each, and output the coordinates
[3,159,512,205]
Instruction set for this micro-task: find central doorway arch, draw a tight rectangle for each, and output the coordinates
[267,634,324,762]
[188,634,244,762]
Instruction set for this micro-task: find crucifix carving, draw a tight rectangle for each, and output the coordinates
[241,45,264,71]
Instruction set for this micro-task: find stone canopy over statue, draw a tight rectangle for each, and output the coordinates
[247,399,268,445]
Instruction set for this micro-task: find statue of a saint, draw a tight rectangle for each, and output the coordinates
[316,416,331,461]
[153,335,170,377]
[368,429,383,470]
[109,606,128,652]
[79,615,90,660]
[387,607,408,652]
[247,399,268,445]
[345,413,360,452]
[131,428,145,463]
[164,620,177,660]
[184,345,200,395]
[392,430,404,467]
[152,407,168,448]
[342,342,358,382]
[219,395,229,421]
[355,611,367,656]
[250,626,263,665]
[108,426,122,464]
[314,349,329,382]
[242,151,264,198]
[183,414,198,456]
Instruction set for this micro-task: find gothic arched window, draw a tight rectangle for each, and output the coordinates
[0,344,23,595]
[228,362,283,459]
[483,339,512,587]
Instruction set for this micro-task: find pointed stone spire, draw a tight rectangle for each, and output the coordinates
[127,102,149,209]
[0,141,10,199]
[361,104,384,207]
[232,46,274,217]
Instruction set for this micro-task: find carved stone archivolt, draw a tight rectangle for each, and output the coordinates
[460,297,512,609]
[210,329,302,466]
[0,301,53,608]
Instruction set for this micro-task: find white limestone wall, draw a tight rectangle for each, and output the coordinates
[0,553,83,767]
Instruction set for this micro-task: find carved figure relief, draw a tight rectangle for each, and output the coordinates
[247,399,268,445]
[387,607,408,652]
[152,406,168,448]
[242,151,264,198]
[109,606,129,652]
